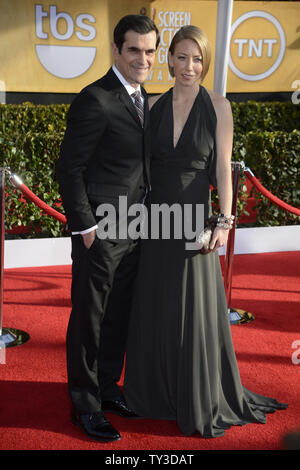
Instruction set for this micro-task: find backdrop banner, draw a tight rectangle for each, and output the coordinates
[0,0,148,93]
[0,0,299,93]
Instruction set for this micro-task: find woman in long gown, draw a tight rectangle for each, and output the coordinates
[123,25,287,438]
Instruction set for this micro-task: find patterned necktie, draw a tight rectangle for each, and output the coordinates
[131,90,144,126]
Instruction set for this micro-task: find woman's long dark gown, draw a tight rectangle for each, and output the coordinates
[123,86,287,438]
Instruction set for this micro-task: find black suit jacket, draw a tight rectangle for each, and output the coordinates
[57,68,151,234]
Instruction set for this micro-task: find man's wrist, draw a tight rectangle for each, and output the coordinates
[72,225,98,235]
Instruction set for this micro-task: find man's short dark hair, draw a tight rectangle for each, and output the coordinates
[114,15,160,53]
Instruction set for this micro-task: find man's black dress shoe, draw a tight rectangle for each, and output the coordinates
[102,396,140,418]
[71,409,121,442]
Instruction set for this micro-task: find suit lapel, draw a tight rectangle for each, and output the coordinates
[118,88,142,127]
[141,87,149,129]
[102,68,151,186]
[101,68,147,128]
[119,86,149,129]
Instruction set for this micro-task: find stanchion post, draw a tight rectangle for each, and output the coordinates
[0,168,4,362]
[225,162,240,307]
[0,168,5,337]
[0,167,30,348]
[225,162,255,325]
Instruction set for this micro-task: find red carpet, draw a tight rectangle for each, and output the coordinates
[0,251,299,451]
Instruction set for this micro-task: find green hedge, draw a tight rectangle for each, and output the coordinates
[231,101,300,134]
[0,101,299,237]
[233,129,300,226]
[1,101,300,134]
[0,104,69,134]
[0,132,65,237]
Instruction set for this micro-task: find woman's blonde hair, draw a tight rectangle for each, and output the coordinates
[168,25,211,82]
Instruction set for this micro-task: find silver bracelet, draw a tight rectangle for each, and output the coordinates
[217,222,233,230]
[217,214,235,230]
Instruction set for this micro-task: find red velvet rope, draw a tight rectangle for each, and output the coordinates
[7,168,300,226]
[18,183,67,224]
[244,170,300,217]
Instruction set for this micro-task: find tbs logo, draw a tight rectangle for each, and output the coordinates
[35,4,97,79]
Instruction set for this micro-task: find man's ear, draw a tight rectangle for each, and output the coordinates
[111,42,119,61]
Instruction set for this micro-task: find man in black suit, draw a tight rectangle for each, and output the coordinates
[57,15,159,442]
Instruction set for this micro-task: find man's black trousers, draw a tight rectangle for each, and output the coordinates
[66,235,140,413]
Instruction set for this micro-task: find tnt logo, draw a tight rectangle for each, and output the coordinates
[35,4,97,79]
[229,11,286,81]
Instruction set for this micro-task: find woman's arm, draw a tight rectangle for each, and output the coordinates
[208,92,234,251]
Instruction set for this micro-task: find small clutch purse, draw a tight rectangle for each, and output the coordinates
[196,215,218,254]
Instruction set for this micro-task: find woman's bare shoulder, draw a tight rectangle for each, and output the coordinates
[206,88,233,125]
[204,88,232,116]
[148,93,163,110]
